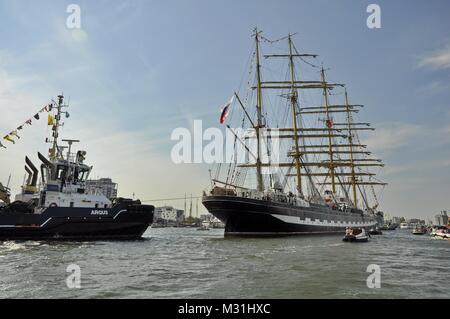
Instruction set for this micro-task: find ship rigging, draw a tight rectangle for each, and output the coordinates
[203,29,386,236]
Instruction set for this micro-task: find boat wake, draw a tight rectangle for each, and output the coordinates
[0,241,28,252]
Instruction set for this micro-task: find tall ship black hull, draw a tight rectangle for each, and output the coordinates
[0,200,154,240]
[203,195,377,236]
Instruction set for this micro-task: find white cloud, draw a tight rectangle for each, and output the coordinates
[418,44,450,70]
[417,80,450,95]
[363,122,422,154]
[384,158,450,176]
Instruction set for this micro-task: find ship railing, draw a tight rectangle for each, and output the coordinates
[234,191,311,207]
[66,154,77,162]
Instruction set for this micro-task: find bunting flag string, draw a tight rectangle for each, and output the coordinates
[1,102,54,150]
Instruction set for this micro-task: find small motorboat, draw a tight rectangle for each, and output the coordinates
[369,227,383,235]
[387,224,398,230]
[379,223,397,231]
[343,227,369,242]
[412,225,427,235]
[197,221,210,231]
[434,227,449,240]
[400,222,412,229]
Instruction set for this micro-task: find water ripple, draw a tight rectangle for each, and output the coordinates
[0,228,449,298]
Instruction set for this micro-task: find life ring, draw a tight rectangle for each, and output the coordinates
[49,203,58,208]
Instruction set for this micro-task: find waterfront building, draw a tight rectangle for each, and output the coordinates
[434,211,448,226]
[154,206,185,225]
[85,178,118,200]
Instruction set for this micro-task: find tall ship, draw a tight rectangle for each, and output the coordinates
[0,95,154,240]
[202,30,386,236]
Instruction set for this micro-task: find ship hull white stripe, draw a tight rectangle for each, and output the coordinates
[0,210,127,229]
[39,218,53,228]
[113,210,127,219]
[271,214,375,227]
[226,231,344,235]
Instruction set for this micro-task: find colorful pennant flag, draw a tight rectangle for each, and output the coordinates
[3,135,15,144]
[10,130,20,139]
[48,115,55,126]
[1,100,54,151]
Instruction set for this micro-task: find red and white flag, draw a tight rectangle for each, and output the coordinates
[219,95,235,124]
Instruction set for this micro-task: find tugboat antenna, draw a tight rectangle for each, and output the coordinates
[62,139,80,160]
[49,94,70,160]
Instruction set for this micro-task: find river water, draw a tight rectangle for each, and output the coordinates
[0,228,448,299]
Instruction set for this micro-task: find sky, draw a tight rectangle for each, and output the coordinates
[0,0,449,220]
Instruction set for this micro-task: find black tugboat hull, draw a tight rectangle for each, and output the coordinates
[0,202,154,241]
[202,195,377,236]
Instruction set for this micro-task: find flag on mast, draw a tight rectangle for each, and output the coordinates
[48,115,55,126]
[326,119,334,129]
[219,95,235,124]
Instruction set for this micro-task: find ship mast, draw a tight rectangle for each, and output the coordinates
[254,28,265,192]
[288,34,303,195]
[320,68,336,194]
[345,89,358,207]
[234,31,387,209]
[49,94,69,160]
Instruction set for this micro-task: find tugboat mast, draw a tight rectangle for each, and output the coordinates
[49,94,70,160]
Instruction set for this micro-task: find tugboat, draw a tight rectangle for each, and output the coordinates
[202,30,384,236]
[0,95,154,240]
[343,227,370,242]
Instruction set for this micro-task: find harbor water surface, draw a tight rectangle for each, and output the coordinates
[0,228,448,298]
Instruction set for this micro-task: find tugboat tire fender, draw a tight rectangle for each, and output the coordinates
[49,203,58,208]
